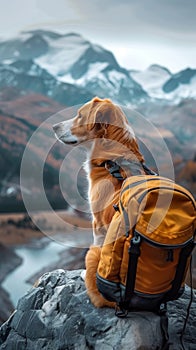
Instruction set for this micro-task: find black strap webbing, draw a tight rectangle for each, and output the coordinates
[164,240,195,302]
[119,231,141,311]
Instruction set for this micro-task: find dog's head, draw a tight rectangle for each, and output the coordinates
[53,97,144,164]
[53,97,134,145]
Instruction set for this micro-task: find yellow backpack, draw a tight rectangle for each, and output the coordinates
[96,175,196,314]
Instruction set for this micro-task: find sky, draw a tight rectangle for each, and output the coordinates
[0,0,196,72]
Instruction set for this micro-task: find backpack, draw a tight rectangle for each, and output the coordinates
[96,175,196,316]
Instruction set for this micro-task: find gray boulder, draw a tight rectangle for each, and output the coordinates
[0,269,195,350]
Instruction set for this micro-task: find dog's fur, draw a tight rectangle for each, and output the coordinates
[53,97,145,307]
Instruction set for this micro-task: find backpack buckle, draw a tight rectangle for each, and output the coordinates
[128,233,141,256]
[115,304,129,318]
[132,234,141,245]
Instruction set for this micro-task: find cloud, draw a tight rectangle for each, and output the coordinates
[1,0,195,42]
[68,0,196,41]
[0,0,195,70]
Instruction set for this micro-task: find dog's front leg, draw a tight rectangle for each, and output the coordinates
[92,220,107,246]
[81,220,105,281]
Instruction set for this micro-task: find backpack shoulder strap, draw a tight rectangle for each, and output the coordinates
[116,230,141,316]
[164,238,196,302]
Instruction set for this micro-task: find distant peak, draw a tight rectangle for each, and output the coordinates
[63,32,84,38]
[22,29,63,40]
[148,64,171,74]
[179,67,196,74]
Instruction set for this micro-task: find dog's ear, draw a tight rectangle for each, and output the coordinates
[93,100,118,130]
[87,98,112,131]
[87,97,128,132]
[95,110,111,129]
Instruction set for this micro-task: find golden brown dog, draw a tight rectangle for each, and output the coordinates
[53,97,145,307]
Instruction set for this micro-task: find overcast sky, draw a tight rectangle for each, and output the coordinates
[0,0,195,72]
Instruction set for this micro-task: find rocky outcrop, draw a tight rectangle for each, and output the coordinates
[0,269,195,350]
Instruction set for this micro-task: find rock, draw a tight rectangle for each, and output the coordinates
[0,269,195,350]
[167,287,196,350]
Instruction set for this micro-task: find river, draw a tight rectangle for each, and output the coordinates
[2,240,66,307]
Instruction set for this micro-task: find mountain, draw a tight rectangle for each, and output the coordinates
[1,30,196,105]
[0,31,148,106]
[130,64,172,99]
[34,31,147,104]
[163,68,196,97]
[131,65,196,102]
[0,59,94,106]
[1,30,196,106]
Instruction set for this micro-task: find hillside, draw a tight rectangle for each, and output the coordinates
[0,89,87,212]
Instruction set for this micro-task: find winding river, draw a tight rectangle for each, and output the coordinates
[2,240,65,307]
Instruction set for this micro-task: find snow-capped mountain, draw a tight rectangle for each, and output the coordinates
[130,65,172,99]
[131,65,196,102]
[0,29,196,105]
[162,68,196,99]
[0,30,148,106]
[0,59,94,106]
[33,31,148,104]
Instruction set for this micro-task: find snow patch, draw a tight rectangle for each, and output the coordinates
[131,65,196,101]
[59,62,108,85]
[35,35,89,77]
[164,75,196,102]
[131,65,171,98]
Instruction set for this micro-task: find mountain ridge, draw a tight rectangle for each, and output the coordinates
[0,30,148,105]
[1,30,196,105]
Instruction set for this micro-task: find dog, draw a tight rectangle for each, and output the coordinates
[53,97,145,307]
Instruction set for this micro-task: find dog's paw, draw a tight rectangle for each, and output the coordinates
[80,269,86,281]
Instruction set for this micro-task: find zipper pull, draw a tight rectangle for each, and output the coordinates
[166,249,174,262]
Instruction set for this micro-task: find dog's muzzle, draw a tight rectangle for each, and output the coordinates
[53,122,78,144]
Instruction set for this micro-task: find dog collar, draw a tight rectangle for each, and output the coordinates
[100,159,158,180]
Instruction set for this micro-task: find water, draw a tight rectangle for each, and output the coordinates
[2,240,65,307]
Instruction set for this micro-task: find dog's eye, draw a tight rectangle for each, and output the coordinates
[78,113,82,119]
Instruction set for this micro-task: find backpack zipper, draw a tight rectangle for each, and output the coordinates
[133,230,194,249]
